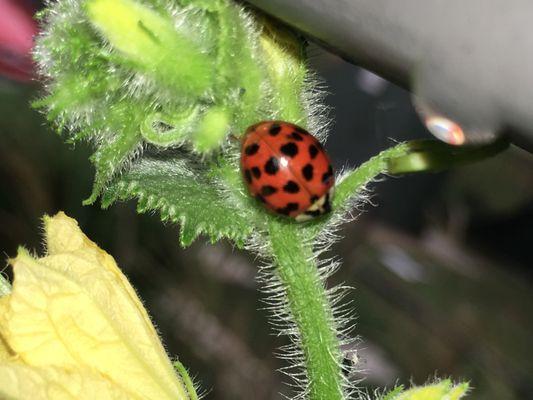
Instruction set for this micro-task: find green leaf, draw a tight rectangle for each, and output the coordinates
[85,128,142,205]
[100,155,254,247]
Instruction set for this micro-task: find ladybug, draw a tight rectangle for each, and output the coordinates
[240,121,334,221]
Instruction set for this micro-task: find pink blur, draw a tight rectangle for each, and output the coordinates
[0,0,38,82]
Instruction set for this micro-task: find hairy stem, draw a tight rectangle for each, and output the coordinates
[268,220,343,400]
[334,143,410,209]
[173,360,199,400]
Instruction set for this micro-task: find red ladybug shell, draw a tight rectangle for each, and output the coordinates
[241,121,334,220]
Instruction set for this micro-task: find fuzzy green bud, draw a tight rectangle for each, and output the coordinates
[86,0,214,97]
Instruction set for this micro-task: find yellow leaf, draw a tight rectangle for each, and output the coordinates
[0,362,135,399]
[0,212,191,400]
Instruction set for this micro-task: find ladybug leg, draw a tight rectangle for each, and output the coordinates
[294,213,314,222]
[295,189,334,222]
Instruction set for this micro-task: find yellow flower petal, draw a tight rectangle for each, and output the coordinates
[447,383,470,400]
[0,212,190,400]
[0,297,13,361]
[0,338,9,361]
[395,380,469,400]
[0,362,137,400]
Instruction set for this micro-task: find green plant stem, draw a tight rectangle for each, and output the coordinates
[173,360,199,400]
[268,220,343,400]
[387,138,510,175]
[333,143,410,209]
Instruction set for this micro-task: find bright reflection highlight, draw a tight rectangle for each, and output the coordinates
[425,116,466,145]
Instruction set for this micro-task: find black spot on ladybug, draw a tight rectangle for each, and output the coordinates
[245,143,260,156]
[322,165,333,184]
[280,142,298,158]
[251,167,261,179]
[277,202,299,215]
[261,185,278,196]
[264,157,279,175]
[255,194,266,203]
[269,123,282,136]
[310,195,319,204]
[309,144,319,159]
[283,180,300,193]
[288,131,304,141]
[244,169,252,183]
[302,164,314,181]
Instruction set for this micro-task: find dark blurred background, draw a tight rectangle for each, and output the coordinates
[1,1,532,399]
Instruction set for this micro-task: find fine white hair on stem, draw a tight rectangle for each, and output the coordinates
[245,220,367,399]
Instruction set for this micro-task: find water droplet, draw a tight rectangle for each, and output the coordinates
[425,115,465,145]
[412,95,498,145]
[413,96,466,145]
